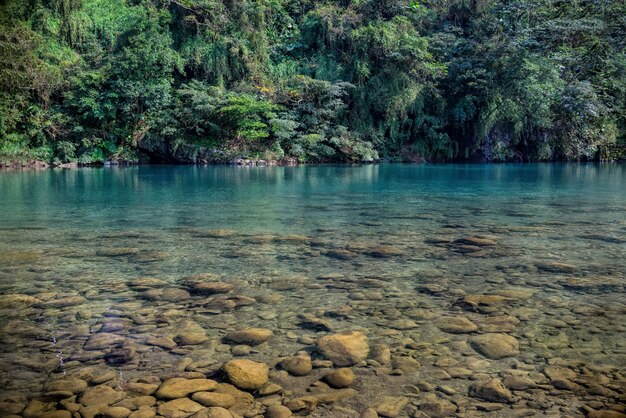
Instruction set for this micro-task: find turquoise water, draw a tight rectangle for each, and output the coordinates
[0,164,625,417]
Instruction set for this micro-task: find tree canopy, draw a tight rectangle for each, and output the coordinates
[1,0,624,164]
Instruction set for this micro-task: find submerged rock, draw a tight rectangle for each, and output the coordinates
[437,316,478,334]
[44,378,88,394]
[536,261,578,273]
[190,392,235,408]
[469,378,514,403]
[84,333,126,351]
[317,331,369,366]
[452,236,497,247]
[280,352,312,376]
[469,333,520,359]
[140,288,190,302]
[587,411,626,418]
[419,394,457,418]
[223,328,273,346]
[79,386,126,407]
[40,295,86,308]
[157,398,203,418]
[173,320,208,345]
[96,248,138,257]
[265,405,293,418]
[0,294,40,309]
[477,315,520,333]
[223,359,269,390]
[455,294,511,311]
[156,378,218,399]
[364,246,404,258]
[372,396,409,417]
[187,282,235,295]
[323,368,355,388]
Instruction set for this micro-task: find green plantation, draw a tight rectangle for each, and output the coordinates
[1,0,624,164]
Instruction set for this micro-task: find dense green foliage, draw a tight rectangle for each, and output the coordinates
[1,0,624,163]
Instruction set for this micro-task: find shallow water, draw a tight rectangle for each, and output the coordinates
[0,164,625,417]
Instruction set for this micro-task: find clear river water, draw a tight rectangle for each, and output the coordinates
[0,164,625,418]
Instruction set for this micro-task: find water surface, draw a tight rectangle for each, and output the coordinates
[1,164,625,417]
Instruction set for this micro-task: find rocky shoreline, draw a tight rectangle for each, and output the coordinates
[0,158,300,171]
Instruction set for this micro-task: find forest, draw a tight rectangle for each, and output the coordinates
[1,0,624,164]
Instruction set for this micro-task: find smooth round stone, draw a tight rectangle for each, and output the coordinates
[155,378,218,399]
[372,396,409,417]
[100,407,132,418]
[0,294,40,308]
[266,405,292,418]
[437,317,478,334]
[388,319,418,330]
[316,331,369,366]
[174,321,209,345]
[84,333,126,351]
[128,410,156,418]
[191,392,236,408]
[223,328,273,346]
[391,356,421,373]
[468,378,514,403]
[469,334,520,359]
[80,386,126,407]
[258,383,282,396]
[588,412,626,418]
[198,407,232,418]
[92,371,118,385]
[280,353,312,376]
[477,316,520,333]
[324,368,355,388]
[231,345,252,356]
[370,345,391,365]
[419,395,457,417]
[360,408,378,418]
[145,337,177,350]
[44,378,88,394]
[157,398,203,418]
[223,360,269,390]
[365,246,404,257]
[190,282,235,295]
[39,411,72,418]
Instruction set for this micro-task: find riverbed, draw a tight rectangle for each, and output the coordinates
[0,164,624,417]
